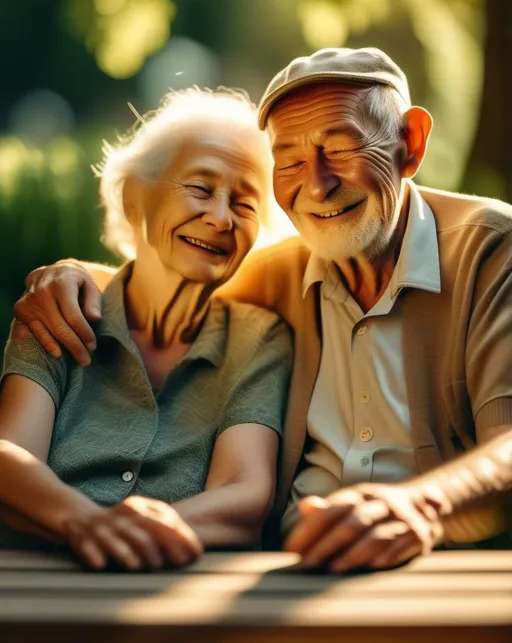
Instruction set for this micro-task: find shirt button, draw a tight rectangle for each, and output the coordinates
[360,390,371,404]
[357,325,367,336]
[122,471,134,482]
[358,427,374,442]
[360,456,371,467]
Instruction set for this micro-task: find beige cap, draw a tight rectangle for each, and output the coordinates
[258,47,411,129]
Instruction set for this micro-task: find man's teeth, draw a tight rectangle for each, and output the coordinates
[313,208,344,218]
[184,237,225,254]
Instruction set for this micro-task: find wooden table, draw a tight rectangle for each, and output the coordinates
[1,550,511,642]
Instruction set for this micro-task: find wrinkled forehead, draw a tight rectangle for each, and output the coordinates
[266,82,370,140]
[168,121,269,174]
[156,122,272,203]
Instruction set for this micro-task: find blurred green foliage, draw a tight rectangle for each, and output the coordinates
[0,0,510,349]
[0,136,117,344]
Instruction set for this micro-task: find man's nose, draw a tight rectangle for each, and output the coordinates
[202,196,233,232]
[303,156,340,203]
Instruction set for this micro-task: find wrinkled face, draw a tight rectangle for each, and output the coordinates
[140,124,267,285]
[268,83,408,264]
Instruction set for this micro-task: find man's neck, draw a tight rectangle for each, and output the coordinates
[124,247,214,349]
[335,186,411,313]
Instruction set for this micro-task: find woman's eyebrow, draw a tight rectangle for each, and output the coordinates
[184,166,221,180]
[184,167,261,199]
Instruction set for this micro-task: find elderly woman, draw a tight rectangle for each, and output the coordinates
[0,88,292,569]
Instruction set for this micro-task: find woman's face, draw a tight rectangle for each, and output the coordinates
[137,123,267,285]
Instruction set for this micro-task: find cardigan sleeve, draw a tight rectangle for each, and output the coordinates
[465,228,512,438]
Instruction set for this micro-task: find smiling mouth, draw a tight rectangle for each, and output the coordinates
[311,198,367,219]
[180,236,229,256]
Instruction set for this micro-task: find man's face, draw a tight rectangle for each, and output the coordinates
[267,82,407,264]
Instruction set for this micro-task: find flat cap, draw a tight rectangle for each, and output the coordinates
[258,47,411,129]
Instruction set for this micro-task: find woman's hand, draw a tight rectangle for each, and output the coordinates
[63,496,203,570]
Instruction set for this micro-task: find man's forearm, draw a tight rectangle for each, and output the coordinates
[406,429,512,542]
[172,482,273,549]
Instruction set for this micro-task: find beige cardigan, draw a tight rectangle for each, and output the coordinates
[217,184,512,528]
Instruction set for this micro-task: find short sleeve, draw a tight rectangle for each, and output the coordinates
[466,230,512,438]
[1,331,68,408]
[217,318,293,437]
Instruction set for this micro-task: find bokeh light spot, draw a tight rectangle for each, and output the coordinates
[298,0,347,50]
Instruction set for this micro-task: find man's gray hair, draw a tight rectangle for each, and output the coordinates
[94,87,266,259]
[360,83,410,140]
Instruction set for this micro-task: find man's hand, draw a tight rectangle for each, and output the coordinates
[63,496,203,570]
[284,483,446,572]
[12,260,102,367]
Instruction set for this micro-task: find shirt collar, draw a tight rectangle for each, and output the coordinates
[389,180,441,299]
[95,262,227,368]
[302,181,441,300]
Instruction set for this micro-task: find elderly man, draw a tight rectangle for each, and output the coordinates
[11,48,512,569]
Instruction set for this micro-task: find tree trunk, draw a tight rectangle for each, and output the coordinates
[461,0,512,203]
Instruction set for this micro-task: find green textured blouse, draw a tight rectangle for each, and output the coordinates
[0,265,293,548]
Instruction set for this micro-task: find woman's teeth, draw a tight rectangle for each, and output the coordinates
[183,236,226,255]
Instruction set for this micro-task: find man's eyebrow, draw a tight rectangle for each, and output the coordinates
[322,125,366,141]
[271,141,296,154]
[272,125,365,154]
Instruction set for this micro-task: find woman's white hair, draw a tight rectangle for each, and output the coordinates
[94,87,273,259]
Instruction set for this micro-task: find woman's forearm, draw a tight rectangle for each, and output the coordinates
[172,482,273,549]
[0,439,101,540]
[0,502,62,542]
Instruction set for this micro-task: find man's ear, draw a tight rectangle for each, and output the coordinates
[401,106,433,179]
[122,176,146,227]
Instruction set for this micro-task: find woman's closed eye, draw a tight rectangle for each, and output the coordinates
[187,184,212,197]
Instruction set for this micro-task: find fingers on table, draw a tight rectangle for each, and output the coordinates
[297,499,391,568]
[330,521,420,572]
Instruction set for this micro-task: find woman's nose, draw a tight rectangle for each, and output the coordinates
[201,197,233,232]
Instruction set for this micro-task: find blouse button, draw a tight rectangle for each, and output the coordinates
[122,471,134,482]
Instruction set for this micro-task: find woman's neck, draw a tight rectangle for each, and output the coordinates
[124,247,215,349]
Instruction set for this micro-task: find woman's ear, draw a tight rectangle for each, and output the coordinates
[401,106,433,179]
[122,176,146,227]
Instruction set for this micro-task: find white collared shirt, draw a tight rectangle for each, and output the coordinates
[288,183,442,511]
